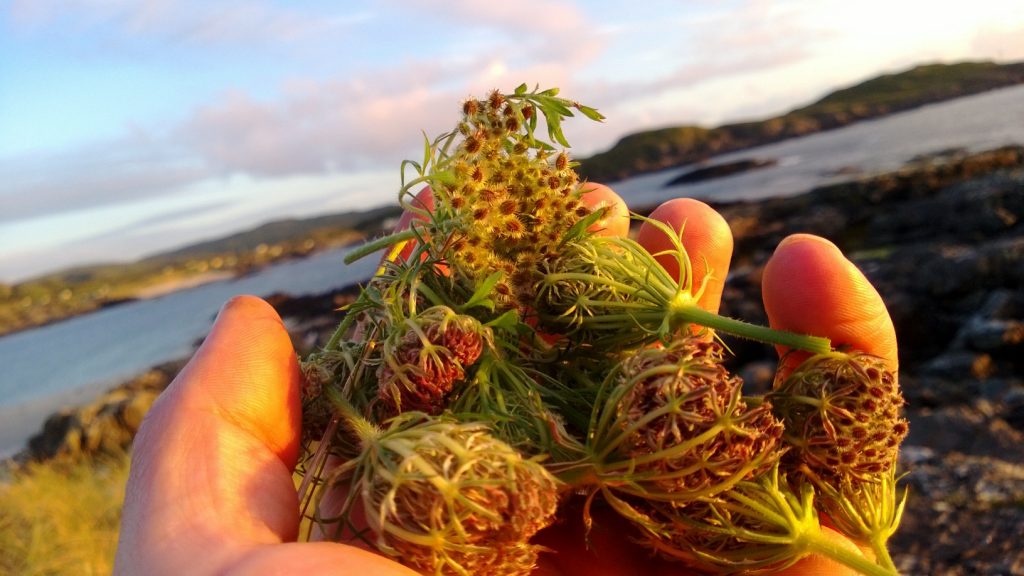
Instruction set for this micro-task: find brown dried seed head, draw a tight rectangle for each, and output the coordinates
[488,89,505,111]
[770,351,908,484]
[499,198,517,215]
[608,336,784,497]
[375,307,487,417]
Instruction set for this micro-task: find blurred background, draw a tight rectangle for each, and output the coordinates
[3,0,1023,281]
[1,2,1023,574]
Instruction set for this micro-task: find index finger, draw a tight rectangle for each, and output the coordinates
[636,198,734,314]
[762,234,898,378]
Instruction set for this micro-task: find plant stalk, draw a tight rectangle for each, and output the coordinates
[344,229,418,265]
[803,530,899,576]
[673,301,831,354]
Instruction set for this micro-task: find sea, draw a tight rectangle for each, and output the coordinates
[2,84,1023,457]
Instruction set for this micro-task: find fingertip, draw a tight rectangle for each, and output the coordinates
[185,294,302,466]
[580,182,630,238]
[773,232,840,255]
[637,198,733,313]
[763,234,898,374]
[218,294,287,328]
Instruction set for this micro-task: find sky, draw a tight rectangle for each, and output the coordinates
[2,0,1023,282]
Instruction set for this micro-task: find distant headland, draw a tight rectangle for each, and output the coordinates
[577,61,1024,182]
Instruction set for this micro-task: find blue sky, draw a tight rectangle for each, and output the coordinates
[1,0,1023,282]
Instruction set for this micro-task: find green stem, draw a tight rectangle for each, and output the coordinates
[343,229,418,264]
[804,531,898,576]
[674,301,831,354]
[870,536,898,573]
[325,308,359,351]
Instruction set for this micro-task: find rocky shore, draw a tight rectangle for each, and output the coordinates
[15,146,1024,574]
[707,145,1024,575]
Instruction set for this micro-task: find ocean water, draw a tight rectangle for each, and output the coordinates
[2,84,1024,456]
[612,84,1024,206]
[0,248,379,457]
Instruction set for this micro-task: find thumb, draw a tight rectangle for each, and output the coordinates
[116,295,302,573]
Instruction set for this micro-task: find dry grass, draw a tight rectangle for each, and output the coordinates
[0,453,129,575]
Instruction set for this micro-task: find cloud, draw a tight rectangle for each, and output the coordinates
[6,0,371,47]
[0,138,208,224]
[174,1,606,176]
[0,27,607,229]
[0,0,821,230]
[177,64,462,175]
[404,0,584,35]
[83,199,235,241]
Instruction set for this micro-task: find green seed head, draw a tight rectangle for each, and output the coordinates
[299,345,361,443]
[633,465,820,574]
[432,91,593,313]
[362,417,560,575]
[770,351,908,484]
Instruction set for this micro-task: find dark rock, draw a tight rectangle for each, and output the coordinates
[921,351,997,380]
[906,406,1024,462]
[892,452,1024,576]
[907,147,968,164]
[737,360,775,395]
[17,361,184,463]
[265,286,359,321]
[663,158,778,187]
[959,319,1024,353]
[1005,388,1024,430]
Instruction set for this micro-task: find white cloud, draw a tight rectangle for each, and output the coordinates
[0,139,207,223]
[6,0,371,46]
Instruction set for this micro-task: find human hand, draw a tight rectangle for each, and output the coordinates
[114,186,896,576]
[114,295,418,575]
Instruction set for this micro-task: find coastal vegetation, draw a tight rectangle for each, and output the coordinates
[578,61,1024,182]
[0,453,129,575]
[0,207,400,337]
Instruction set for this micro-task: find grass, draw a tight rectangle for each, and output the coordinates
[0,453,130,576]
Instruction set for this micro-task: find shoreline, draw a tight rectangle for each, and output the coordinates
[132,270,235,300]
[579,70,1024,182]
[0,237,373,341]
[6,144,1022,464]
[4,146,1023,572]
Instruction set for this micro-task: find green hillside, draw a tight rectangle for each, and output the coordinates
[152,206,397,261]
[0,205,401,337]
[579,61,1024,182]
